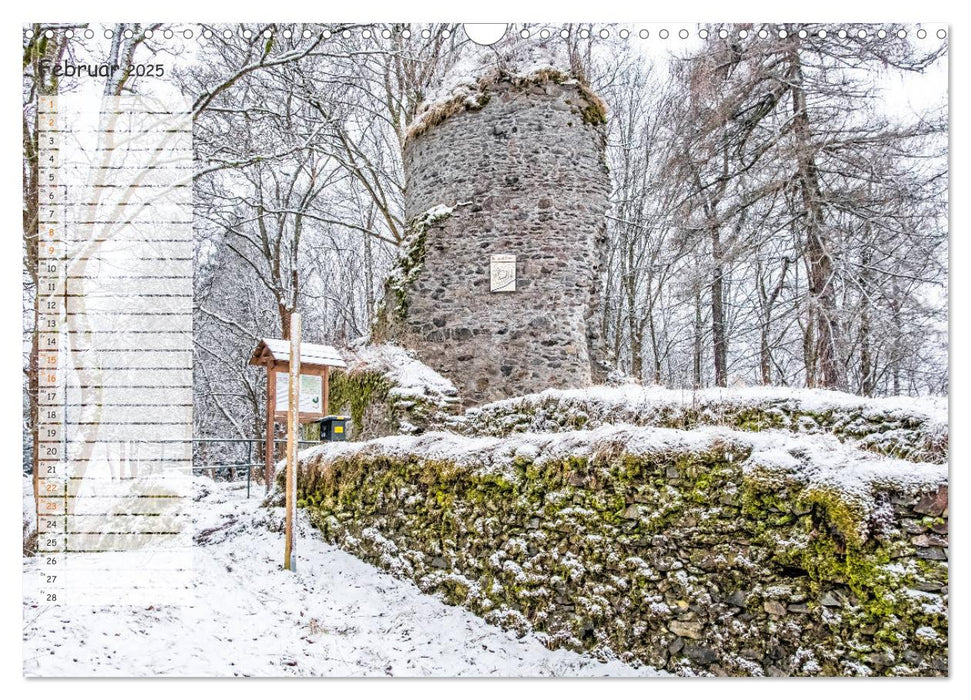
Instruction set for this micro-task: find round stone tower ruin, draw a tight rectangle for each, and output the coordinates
[374,69,611,406]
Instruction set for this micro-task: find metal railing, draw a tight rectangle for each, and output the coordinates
[192,437,322,498]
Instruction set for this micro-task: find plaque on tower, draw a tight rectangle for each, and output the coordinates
[490,254,517,292]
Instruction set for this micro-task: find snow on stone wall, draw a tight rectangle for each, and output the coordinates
[295,424,948,676]
[461,385,948,463]
[377,72,611,406]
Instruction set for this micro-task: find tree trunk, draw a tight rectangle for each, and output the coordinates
[891,283,903,395]
[693,285,703,388]
[647,301,662,385]
[26,113,40,508]
[789,44,839,389]
[23,29,68,517]
[626,259,643,380]
[802,302,816,388]
[279,304,291,340]
[711,225,727,387]
[758,256,789,385]
[858,244,874,396]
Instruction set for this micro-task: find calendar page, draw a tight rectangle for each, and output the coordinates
[21,19,949,680]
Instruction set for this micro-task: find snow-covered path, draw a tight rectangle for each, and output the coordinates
[23,478,662,677]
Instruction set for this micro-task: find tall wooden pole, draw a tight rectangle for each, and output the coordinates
[284,313,301,571]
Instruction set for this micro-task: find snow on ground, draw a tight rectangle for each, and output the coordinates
[22,477,662,677]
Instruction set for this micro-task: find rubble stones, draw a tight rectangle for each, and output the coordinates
[297,435,948,676]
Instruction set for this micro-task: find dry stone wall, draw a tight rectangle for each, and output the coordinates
[461,386,949,463]
[294,428,948,677]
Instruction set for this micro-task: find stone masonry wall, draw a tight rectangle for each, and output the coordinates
[294,428,948,676]
[379,75,611,406]
[462,387,949,463]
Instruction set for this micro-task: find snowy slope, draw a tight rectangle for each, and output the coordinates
[22,477,663,677]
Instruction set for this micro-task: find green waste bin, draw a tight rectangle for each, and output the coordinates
[318,415,349,442]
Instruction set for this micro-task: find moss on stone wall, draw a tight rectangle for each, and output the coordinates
[327,364,457,441]
[463,393,947,464]
[328,368,394,439]
[297,437,948,676]
[372,207,451,345]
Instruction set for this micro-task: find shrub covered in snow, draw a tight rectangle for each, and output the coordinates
[328,342,460,440]
[23,474,37,555]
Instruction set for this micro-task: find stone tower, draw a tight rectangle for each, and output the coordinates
[375,70,611,406]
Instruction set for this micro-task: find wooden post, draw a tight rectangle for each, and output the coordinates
[322,366,330,417]
[264,366,276,494]
[284,313,302,571]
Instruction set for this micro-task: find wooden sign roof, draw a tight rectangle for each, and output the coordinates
[249,337,347,369]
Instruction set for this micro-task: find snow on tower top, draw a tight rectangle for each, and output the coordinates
[407,38,587,141]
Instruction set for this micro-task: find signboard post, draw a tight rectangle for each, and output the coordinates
[249,336,346,495]
[284,313,301,572]
[265,364,276,496]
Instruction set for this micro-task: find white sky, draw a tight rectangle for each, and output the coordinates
[36,22,949,120]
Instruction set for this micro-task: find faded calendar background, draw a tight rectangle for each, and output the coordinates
[34,95,194,606]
